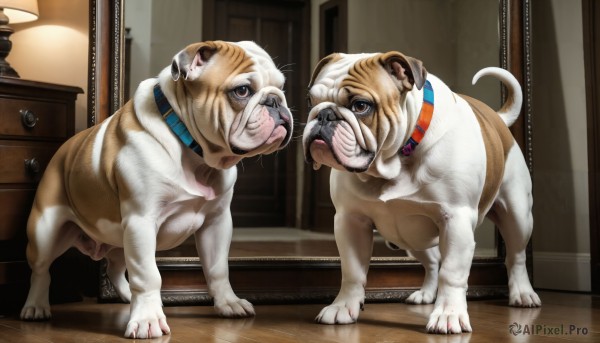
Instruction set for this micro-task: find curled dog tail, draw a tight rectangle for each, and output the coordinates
[472,67,523,127]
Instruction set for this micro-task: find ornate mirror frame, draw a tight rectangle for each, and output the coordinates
[89,0,532,304]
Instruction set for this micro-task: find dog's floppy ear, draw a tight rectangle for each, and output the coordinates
[171,41,218,81]
[381,51,427,91]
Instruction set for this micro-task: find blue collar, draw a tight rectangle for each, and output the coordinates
[153,83,203,156]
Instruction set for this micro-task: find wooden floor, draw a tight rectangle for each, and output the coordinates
[0,291,597,342]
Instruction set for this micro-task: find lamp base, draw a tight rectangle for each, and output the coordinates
[0,9,19,78]
[0,59,19,78]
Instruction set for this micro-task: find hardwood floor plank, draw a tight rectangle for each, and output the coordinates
[0,291,597,342]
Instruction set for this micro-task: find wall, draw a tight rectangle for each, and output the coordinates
[347,0,455,81]
[310,0,328,69]
[125,0,203,99]
[346,0,499,104]
[531,0,591,291]
[124,0,153,98]
[10,0,89,133]
[453,0,500,108]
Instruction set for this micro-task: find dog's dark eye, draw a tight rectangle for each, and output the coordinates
[351,100,372,115]
[232,85,252,99]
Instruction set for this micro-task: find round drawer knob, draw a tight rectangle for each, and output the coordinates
[20,109,39,129]
[25,158,41,175]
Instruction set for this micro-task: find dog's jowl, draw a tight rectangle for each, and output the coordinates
[302,52,540,334]
[20,41,292,339]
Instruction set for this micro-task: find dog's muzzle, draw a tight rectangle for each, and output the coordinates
[264,94,292,131]
[231,94,293,155]
[264,94,293,148]
[304,106,374,173]
[304,107,339,163]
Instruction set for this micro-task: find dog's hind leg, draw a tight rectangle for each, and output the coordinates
[406,247,440,304]
[21,206,79,321]
[106,249,131,302]
[489,146,541,308]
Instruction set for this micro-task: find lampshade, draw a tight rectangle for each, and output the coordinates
[0,0,39,24]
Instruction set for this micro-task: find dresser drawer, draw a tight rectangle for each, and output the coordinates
[0,189,35,241]
[0,141,60,184]
[0,97,68,139]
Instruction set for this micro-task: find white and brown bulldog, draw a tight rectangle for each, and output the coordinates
[20,40,292,339]
[302,52,540,333]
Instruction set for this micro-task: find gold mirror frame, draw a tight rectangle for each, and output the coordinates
[89,0,532,304]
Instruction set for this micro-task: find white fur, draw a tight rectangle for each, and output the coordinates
[91,115,115,176]
[472,67,523,126]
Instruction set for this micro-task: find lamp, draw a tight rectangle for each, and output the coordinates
[0,0,38,78]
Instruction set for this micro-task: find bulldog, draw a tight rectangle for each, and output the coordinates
[303,52,540,334]
[20,40,292,339]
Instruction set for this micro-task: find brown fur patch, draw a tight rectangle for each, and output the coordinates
[26,103,142,260]
[458,95,515,217]
[340,54,401,133]
[30,101,144,235]
[179,41,256,157]
[192,41,255,90]
[67,101,143,228]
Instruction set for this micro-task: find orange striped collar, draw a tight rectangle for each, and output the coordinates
[400,80,434,156]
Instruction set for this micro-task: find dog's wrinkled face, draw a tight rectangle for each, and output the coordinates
[302,52,426,179]
[171,40,293,169]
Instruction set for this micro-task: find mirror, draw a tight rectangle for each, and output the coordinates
[90,0,532,303]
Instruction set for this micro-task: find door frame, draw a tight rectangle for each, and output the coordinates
[582,0,600,294]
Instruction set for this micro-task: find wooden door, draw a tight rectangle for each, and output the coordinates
[203,0,309,227]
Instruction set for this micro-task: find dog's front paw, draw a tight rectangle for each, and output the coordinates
[125,316,170,339]
[20,305,51,321]
[215,298,255,318]
[315,301,364,325]
[125,298,170,339]
[426,300,472,334]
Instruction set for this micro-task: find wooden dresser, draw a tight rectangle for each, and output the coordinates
[0,78,83,313]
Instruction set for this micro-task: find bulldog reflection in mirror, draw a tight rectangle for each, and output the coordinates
[303,52,540,334]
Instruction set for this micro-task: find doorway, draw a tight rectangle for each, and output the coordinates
[203,0,310,227]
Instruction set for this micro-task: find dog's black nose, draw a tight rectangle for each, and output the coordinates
[264,94,280,108]
[317,108,337,122]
